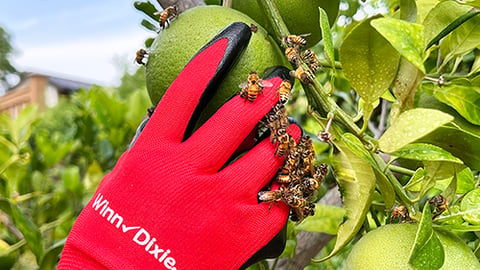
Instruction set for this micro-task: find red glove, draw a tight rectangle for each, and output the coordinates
[58,22,300,269]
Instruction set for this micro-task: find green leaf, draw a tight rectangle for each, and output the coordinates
[339,15,400,105]
[409,205,445,269]
[400,0,417,22]
[433,84,480,126]
[0,199,44,263]
[319,7,335,70]
[295,204,345,234]
[460,188,480,225]
[456,167,475,194]
[463,0,480,8]
[62,166,81,193]
[316,139,376,261]
[39,239,65,270]
[133,1,159,22]
[441,7,480,62]
[141,19,158,32]
[371,17,425,74]
[390,58,424,122]
[341,133,395,208]
[423,1,472,49]
[390,143,463,163]
[378,108,454,153]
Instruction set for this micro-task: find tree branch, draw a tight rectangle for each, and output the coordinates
[275,188,343,270]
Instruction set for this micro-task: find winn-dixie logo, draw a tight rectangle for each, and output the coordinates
[92,193,177,270]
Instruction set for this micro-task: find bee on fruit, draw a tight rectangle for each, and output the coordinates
[290,66,312,84]
[277,80,292,104]
[239,71,273,102]
[154,5,178,29]
[135,49,148,65]
[285,47,301,66]
[282,34,310,48]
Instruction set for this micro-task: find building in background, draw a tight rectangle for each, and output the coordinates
[0,72,92,118]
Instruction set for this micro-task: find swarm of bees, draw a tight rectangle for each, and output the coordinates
[282,34,320,84]
[154,5,178,29]
[237,69,327,222]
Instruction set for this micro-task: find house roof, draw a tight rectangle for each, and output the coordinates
[47,76,93,94]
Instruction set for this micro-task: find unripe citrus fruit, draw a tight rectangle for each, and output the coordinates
[344,223,480,269]
[231,0,340,47]
[146,6,287,124]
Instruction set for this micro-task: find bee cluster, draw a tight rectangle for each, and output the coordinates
[237,68,328,222]
[282,34,320,84]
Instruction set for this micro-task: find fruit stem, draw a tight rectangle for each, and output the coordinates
[256,0,290,40]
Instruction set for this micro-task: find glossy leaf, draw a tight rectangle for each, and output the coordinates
[460,188,480,225]
[316,139,376,261]
[463,0,480,8]
[295,204,345,234]
[391,143,463,163]
[423,1,472,49]
[441,6,480,61]
[339,15,400,105]
[400,0,417,22]
[409,205,445,269]
[378,108,454,153]
[433,84,480,126]
[341,133,395,208]
[390,59,425,122]
[456,167,475,194]
[371,17,425,73]
[141,19,158,32]
[319,7,335,70]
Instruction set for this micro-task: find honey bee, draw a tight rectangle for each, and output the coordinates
[277,80,292,104]
[282,34,311,48]
[258,189,284,203]
[154,5,178,29]
[313,163,329,182]
[299,135,315,165]
[290,66,312,84]
[390,205,410,223]
[300,177,320,193]
[276,167,292,184]
[263,103,288,143]
[239,71,273,102]
[275,129,292,157]
[302,49,320,73]
[135,49,148,65]
[429,195,448,218]
[285,47,301,66]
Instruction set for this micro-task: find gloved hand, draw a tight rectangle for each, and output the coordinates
[58,22,300,270]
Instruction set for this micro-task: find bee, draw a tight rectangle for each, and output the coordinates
[302,49,320,73]
[274,129,291,157]
[277,80,292,104]
[239,71,273,102]
[263,103,288,143]
[298,135,315,165]
[282,34,311,48]
[313,163,329,183]
[154,5,178,29]
[429,195,448,218]
[258,189,283,203]
[390,205,410,223]
[300,177,320,193]
[290,66,312,84]
[135,49,148,65]
[276,167,292,184]
[285,47,301,66]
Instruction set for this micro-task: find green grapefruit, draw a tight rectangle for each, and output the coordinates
[344,223,480,269]
[146,6,288,125]
[231,0,340,47]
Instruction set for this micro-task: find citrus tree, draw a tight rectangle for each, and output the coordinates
[136,0,480,268]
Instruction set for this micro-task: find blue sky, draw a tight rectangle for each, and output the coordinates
[0,1,156,86]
